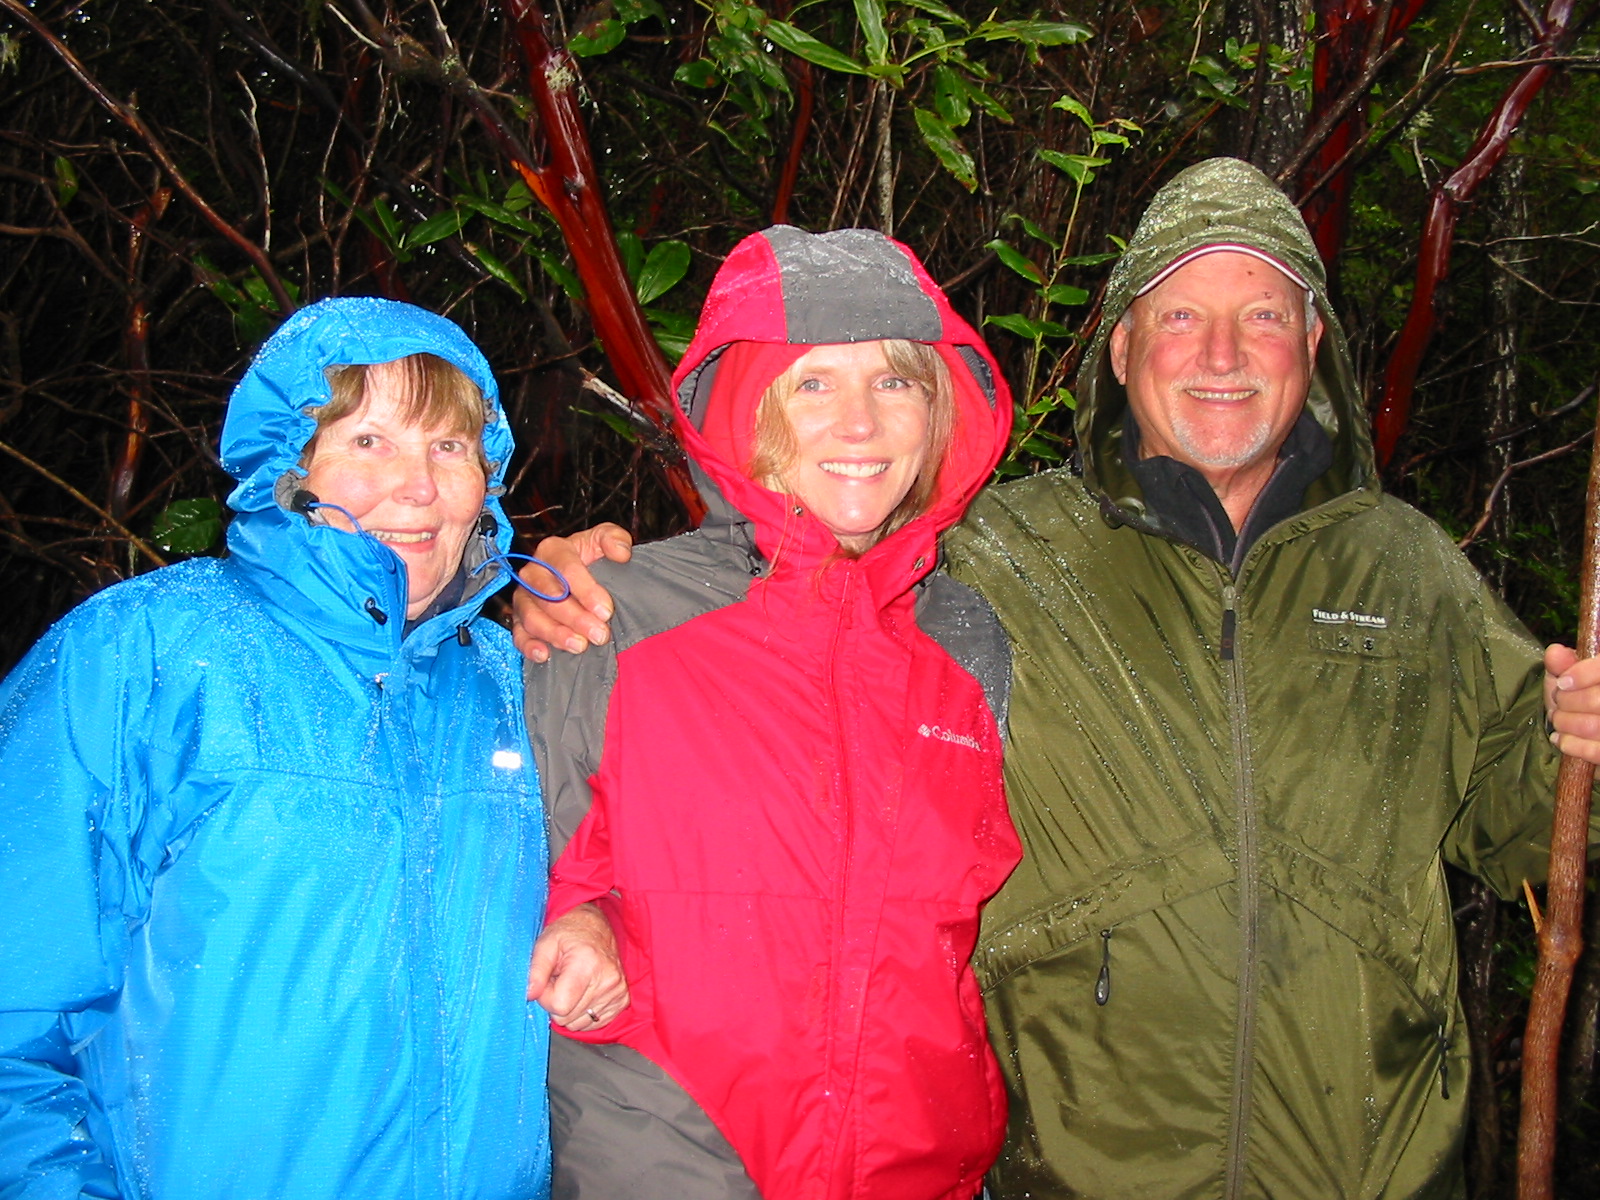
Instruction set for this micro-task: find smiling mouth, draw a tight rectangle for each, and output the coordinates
[820,461,889,478]
[372,530,436,545]
[1185,388,1258,402]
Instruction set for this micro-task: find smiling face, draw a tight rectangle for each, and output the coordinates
[760,341,936,553]
[1110,250,1323,502]
[301,358,488,620]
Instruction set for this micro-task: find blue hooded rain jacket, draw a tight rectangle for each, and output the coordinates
[0,298,551,1199]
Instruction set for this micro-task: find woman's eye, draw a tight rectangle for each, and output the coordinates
[877,376,913,390]
[436,439,467,455]
[354,434,377,449]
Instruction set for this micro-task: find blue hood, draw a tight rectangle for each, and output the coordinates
[220,298,515,655]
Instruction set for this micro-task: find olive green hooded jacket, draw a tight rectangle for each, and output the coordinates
[947,158,1581,1199]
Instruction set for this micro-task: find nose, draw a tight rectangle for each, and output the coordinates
[392,449,439,505]
[1201,319,1246,375]
[829,381,880,442]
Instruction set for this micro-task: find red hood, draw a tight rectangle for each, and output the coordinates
[670,226,1011,588]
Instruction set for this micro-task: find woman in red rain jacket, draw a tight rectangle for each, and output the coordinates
[525,226,1020,1200]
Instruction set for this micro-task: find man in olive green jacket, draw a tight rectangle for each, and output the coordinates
[949,156,1600,1198]
[512,158,1600,1199]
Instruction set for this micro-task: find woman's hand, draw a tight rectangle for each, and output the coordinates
[527,902,630,1029]
[512,524,632,662]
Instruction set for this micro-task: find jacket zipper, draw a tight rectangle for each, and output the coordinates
[1221,580,1260,1200]
[1095,928,1114,1006]
[823,563,857,1181]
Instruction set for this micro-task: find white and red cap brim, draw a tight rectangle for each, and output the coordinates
[1135,243,1311,297]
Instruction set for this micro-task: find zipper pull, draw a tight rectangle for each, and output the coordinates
[1437,1024,1450,1099]
[1095,928,1113,1006]
[1220,584,1237,662]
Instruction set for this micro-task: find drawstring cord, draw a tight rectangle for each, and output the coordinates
[296,494,572,604]
[470,549,571,603]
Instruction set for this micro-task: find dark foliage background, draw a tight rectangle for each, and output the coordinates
[2,1,1598,1192]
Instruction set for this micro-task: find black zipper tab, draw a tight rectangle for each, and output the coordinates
[1437,1024,1450,1099]
[1221,607,1236,661]
[1095,928,1113,1006]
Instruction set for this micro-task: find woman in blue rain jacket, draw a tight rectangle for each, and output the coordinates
[0,299,550,1199]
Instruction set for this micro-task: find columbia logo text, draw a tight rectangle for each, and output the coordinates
[917,724,982,750]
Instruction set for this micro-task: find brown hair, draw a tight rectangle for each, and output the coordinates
[747,339,956,552]
[302,353,488,471]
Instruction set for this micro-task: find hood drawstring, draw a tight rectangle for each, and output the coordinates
[466,513,572,604]
[296,497,572,614]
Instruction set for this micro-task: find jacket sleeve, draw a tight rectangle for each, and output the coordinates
[1442,576,1600,899]
[523,637,619,909]
[0,608,149,1199]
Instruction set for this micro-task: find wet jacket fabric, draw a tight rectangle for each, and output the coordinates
[0,299,550,1200]
[529,226,1021,1200]
[948,158,1589,1199]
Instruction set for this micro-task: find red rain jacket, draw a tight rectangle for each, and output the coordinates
[545,227,1020,1199]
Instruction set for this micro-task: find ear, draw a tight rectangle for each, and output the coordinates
[1306,310,1325,362]
[1109,319,1131,386]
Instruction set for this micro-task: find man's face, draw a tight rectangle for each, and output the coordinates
[1109,251,1323,487]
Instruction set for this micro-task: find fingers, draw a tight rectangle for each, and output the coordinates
[1543,644,1600,764]
[527,904,631,1029]
[582,522,634,567]
[510,526,627,658]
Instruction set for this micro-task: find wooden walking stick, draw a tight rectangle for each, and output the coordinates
[1516,423,1600,1199]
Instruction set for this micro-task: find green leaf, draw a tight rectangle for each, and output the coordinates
[581,407,643,443]
[570,18,627,57]
[1037,149,1110,185]
[151,498,223,555]
[1573,178,1599,195]
[373,197,403,244]
[854,0,890,66]
[674,59,722,88]
[635,239,692,304]
[931,66,970,127]
[615,229,645,283]
[763,20,870,75]
[401,209,467,249]
[1019,435,1064,462]
[913,107,976,191]
[615,0,665,22]
[1052,95,1093,128]
[504,179,535,212]
[979,20,1091,46]
[53,156,78,206]
[464,242,527,301]
[1043,283,1090,306]
[1061,251,1121,266]
[1013,214,1054,246]
[961,79,1012,123]
[898,0,965,23]
[985,238,1043,284]
[530,247,584,300]
[985,312,1048,339]
[457,195,542,234]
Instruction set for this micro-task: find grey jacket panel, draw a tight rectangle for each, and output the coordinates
[916,571,1012,733]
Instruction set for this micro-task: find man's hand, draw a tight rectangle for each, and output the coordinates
[512,523,633,662]
[1543,644,1600,765]
[527,902,629,1030]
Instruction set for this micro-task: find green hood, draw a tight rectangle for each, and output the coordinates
[1077,157,1378,523]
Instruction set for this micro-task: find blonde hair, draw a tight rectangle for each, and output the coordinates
[747,340,956,551]
[302,353,488,471]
